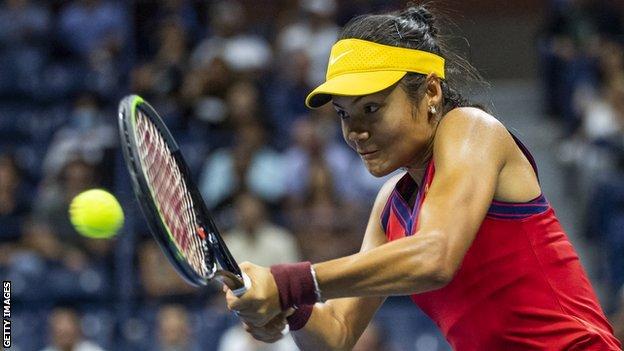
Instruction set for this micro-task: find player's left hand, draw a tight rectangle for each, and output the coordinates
[225,262,282,327]
[241,312,288,343]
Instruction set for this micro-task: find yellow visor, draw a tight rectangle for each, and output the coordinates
[305,39,445,108]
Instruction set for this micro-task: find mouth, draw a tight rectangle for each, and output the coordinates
[358,150,379,159]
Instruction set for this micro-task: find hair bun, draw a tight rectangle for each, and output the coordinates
[403,6,438,37]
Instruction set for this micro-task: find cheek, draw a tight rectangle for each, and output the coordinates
[340,121,355,149]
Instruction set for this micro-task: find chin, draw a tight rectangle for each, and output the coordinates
[365,163,395,178]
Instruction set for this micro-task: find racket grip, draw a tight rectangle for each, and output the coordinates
[216,271,251,296]
[231,272,251,297]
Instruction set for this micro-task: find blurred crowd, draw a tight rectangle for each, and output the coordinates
[539,0,624,328]
[0,0,622,350]
[0,0,425,350]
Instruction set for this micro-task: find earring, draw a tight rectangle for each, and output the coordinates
[429,106,437,115]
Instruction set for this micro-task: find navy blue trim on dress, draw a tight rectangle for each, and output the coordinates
[391,193,412,231]
[486,194,549,219]
[509,132,539,181]
[381,132,547,232]
[381,198,392,232]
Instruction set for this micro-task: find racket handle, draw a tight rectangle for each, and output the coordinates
[232,272,251,297]
[216,271,251,297]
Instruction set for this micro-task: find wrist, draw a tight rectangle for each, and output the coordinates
[270,262,320,310]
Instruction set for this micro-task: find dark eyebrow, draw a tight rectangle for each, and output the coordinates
[332,95,366,109]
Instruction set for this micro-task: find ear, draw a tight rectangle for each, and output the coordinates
[425,73,443,108]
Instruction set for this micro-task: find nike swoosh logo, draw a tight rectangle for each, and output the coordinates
[329,50,352,66]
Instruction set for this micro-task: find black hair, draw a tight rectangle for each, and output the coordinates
[338,4,487,115]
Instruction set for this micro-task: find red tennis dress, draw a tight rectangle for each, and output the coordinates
[380,136,621,350]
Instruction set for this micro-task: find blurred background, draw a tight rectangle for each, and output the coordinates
[0,0,623,350]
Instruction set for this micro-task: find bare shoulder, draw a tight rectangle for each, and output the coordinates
[434,107,511,168]
[438,107,507,138]
[436,107,512,149]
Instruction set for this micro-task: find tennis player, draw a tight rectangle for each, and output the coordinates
[225,5,622,350]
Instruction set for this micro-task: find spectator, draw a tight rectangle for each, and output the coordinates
[130,18,189,133]
[153,304,200,351]
[283,111,390,205]
[223,192,301,267]
[190,0,272,76]
[34,157,100,243]
[276,0,339,86]
[41,307,105,351]
[0,0,50,47]
[538,0,623,131]
[41,93,116,184]
[19,220,82,275]
[265,50,313,148]
[0,152,31,242]
[138,239,197,300]
[180,56,233,140]
[284,128,365,262]
[57,0,126,59]
[0,0,51,97]
[198,121,285,212]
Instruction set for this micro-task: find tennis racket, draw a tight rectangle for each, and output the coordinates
[118,94,249,296]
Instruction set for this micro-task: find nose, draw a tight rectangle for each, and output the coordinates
[347,129,370,143]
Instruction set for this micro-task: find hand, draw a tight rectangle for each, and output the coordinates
[241,311,290,343]
[225,262,282,327]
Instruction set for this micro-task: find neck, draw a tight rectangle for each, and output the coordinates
[405,117,441,183]
[405,138,434,185]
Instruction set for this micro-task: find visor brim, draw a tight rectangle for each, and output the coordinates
[305,71,407,109]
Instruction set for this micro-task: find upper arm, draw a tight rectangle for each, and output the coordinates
[303,173,402,348]
[418,108,508,280]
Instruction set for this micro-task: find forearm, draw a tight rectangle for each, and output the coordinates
[314,231,450,300]
[291,303,350,351]
[290,296,383,351]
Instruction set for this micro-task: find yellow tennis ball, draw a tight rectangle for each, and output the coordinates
[69,189,124,239]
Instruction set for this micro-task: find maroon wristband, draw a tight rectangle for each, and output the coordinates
[270,262,318,310]
[287,304,313,331]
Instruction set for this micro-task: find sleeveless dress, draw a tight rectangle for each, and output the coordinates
[380,135,621,350]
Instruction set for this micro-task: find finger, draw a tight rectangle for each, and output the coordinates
[237,312,265,327]
[225,289,244,312]
[247,327,284,343]
[250,332,283,344]
[236,309,271,325]
[239,261,253,271]
[243,323,279,340]
[265,315,287,331]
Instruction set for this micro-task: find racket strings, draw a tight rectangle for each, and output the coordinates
[135,110,209,276]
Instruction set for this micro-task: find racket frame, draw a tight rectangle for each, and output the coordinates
[118,95,244,290]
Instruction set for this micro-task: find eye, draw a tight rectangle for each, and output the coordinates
[363,103,380,114]
[335,109,349,120]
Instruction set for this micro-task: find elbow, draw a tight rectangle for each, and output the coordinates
[423,264,455,290]
[413,237,457,290]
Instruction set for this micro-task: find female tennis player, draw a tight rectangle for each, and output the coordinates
[224,5,622,350]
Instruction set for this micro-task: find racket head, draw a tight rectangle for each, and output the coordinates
[118,95,243,287]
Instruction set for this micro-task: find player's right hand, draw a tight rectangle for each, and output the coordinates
[241,312,288,343]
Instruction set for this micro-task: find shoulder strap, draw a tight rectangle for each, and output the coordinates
[508,132,539,180]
